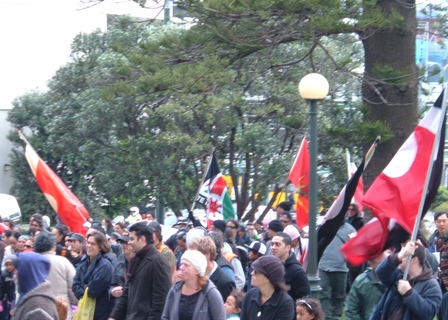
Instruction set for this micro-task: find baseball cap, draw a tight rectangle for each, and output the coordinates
[148,221,162,237]
[283,225,300,241]
[68,233,85,242]
[117,230,130,243]
[245,241,267,255]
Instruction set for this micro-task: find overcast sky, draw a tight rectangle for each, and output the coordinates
[0,0,162,109]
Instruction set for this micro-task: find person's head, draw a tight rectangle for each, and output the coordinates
[435,211,448,236]
[267,219,284,240]
[114,222,126,235]
[9,232,21,252]
[148,221,163,244]
[67,233,84,251]
[246,241,266,261]
[18,235,28,252]
[283,225,300,247]
[224,288,245,316]
[254,220,263,232]
[398,241,426,274]
[102,218,113,229]
[146,211,155,222]
[280,212,293,227]
[207,231,224,256]
[25,239,34,251]
[34,232,57,253]
[189,236,217,263]
[179,250,208,288]
[212,220,227,235]
[347,203,360,218]
[296,298,324,320]
[237,225,246,238]
[275,201,292,217]
[226,219,239,239]
[251,255,288,291]
[86,231,110,258]
[368,251,389,270]
[16,252,50,300]
[129,206,139,217]
[246,222,256,238]
[3,220,14,229]
[186,227,207,248]
[51,226,66,244]
[176,230,188,250]
[271,232,292,261]
[128,222,153,253]
[88,225,106,236]
[3,229,12,242]
[4,256,15,273]
[30,214,43,234]
[117,230,133,257]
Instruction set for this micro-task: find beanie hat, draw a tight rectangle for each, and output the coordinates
[212,220,227,234]
[277,201,292,212]
[252,255,285,288]
[181,250,207,277]
[268,219,284,232]
[283,225,300,241]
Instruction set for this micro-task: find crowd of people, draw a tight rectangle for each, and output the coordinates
[0,202,447,320]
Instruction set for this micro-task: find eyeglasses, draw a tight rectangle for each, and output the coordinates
[297,300,313,311]
[347,208,356,211]
[280,220,290,224]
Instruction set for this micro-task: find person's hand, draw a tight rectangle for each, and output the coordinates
[398,241,416,261]
[111,286,123,298]
[188,211,195,221]
[397,279,412,295]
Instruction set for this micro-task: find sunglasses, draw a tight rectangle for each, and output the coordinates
[24,245,32,249]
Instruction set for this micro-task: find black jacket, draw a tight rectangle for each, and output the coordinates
[284,253,310,300]
[240,287,294,320]
[209,264,236,302]
[346,215,364,231]
[109,245,171,320]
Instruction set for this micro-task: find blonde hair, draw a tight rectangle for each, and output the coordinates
[189,236,217,261]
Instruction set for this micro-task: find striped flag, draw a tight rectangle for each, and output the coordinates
[18,131,89,234]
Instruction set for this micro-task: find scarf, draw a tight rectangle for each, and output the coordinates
[127,244,152,280]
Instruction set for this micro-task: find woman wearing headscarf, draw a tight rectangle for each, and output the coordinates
[72,231,114,320]
[13,252,59,319]
[162,250,226,320]
[240,255,294,320]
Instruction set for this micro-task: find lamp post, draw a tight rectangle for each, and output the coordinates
[298,73,329,297]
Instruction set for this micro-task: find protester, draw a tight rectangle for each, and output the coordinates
[110,230,134,298]
[65,233,85,268]
[244,241,266,291]
[345,251,388,320]
[296,298,324,320]
[240,256,294,320]
[0,256,15,320]
[148,221,176,279]
[125,207,142,225]
[102,218,115,236]
[108,223,171,320]
[162,250,226,320]
[13,252,59,320]
[225,288,245,320]
[318,221,355,320]
[34,232,77,320]
[283,224,308,267]
[370,241,442,320]
[271,232,310,302]
[274,201,292,219]
[72,231,115,320]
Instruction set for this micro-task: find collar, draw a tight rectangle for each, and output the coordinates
[250,288,283,307]
[209,261,218,278]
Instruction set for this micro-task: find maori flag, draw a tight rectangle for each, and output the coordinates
[18,131,89,234]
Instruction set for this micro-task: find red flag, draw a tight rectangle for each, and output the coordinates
[18,131,89,234]
[289,138,309,229]
[362,94,444,234]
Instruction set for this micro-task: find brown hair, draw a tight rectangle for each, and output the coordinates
[189,236,217,261]
[87,231,110,253]
[228,288,245,312]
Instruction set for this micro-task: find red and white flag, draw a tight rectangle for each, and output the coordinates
[289,138,309,229]
[341,91,446,265]
[18,131,89,234]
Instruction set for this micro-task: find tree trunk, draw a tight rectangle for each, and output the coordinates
[361,0,418,189]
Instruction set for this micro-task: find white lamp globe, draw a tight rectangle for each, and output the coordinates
[298,73,329,100]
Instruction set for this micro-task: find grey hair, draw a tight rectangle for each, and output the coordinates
[34,232,57,253]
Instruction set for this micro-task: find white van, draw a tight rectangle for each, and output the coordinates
[0,194,22,223]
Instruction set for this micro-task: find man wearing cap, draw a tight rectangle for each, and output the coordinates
[125,207,142,225]
[148,221,176,279]
[109,223,171,320]
[245,241,266,291]
[284,225,308,266]
[271,232,310,301]
[110,230,135,299]
[265,219,284,255]
[66,233,85,268]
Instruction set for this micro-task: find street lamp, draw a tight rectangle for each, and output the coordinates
[298,73,329,297]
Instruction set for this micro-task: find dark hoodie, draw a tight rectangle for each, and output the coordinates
[283,252,310,300]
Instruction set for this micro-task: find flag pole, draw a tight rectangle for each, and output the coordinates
[403,87,448,279]
[190,148,215,212]
[365,136,381,167]
[346,149,351,180]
